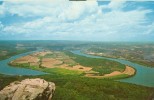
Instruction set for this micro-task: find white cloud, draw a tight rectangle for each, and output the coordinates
[0,22,3,30]
[144,22,154,35]
[0,5,5,15]
[3,0,63,17]
[2,0,98,21]
[101,0,126,11]
[108,0,126,10]
[0,0,153,41]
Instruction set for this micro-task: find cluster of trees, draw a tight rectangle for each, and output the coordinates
[0,74,153,100]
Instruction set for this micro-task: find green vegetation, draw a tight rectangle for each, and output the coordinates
[9,49,136,80]
[0,74,26,91]
[10,63,82,76]
[104,74,129,80]
[1,41,154,99]
[85,42,154,67]
[1,41,153,67]
[0,49,32,60]
[65,51,125,75]
[0,41,36,60]
[10,50,126,76]
[0,74,154,100]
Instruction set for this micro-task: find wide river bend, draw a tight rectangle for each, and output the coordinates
[0,50,153,87]
[71,50,154,87]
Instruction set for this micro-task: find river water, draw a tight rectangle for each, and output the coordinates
[0,51,46,75]
[71,50,154,87]
[0,50,153,87]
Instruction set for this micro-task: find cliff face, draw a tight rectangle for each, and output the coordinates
[0,78,55,100]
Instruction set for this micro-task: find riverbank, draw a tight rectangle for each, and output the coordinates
[85,66,135,79]
[71,50,154,87]
[85,51,154,68]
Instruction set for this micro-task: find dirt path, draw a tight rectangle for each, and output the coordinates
[85,66,135,78]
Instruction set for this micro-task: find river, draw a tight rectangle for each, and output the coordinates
[0,51,46,75]
[71,50,154,87]
[0,50,153,87]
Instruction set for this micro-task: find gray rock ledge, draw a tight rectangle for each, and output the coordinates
[0,78,55,100]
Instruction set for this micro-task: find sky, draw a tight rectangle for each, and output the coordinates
[0,0,154,41]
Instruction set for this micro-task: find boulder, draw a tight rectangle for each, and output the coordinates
[0,78,55,100]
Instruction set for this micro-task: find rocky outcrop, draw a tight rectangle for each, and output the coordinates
[0,78,55,100]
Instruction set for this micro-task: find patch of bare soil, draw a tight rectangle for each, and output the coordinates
[33,51,52,57]
[59,64,92,72]
[41,58,63,68]
[11,51,53,66]
[10,51,135,79]
[12,55,40,64]
[85,66,135,78]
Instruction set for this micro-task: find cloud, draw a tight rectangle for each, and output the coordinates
[0,22,3,30]
[2,0,98,20]
[144,22,154,35]
[0,0,154,41]
[0,4,5,16]
[108,0,126,10]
